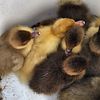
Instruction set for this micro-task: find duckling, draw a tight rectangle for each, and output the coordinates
[59,76,100,100]
[79,36,100,77]
[0,26,34,75]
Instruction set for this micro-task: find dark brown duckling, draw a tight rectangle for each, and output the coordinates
[29,49,88,94]
[59,76,100,100]
[58,0,93,30]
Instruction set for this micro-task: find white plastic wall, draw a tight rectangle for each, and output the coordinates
[0,0,100,34]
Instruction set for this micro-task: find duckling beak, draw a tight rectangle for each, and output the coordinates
[75,20,85,27]
[65,48,72,57]
[32,28,40,38]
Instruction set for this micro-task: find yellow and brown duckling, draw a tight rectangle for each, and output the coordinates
[0,26,34,75]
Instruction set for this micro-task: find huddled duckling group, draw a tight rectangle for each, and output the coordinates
[0,0,100,100]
